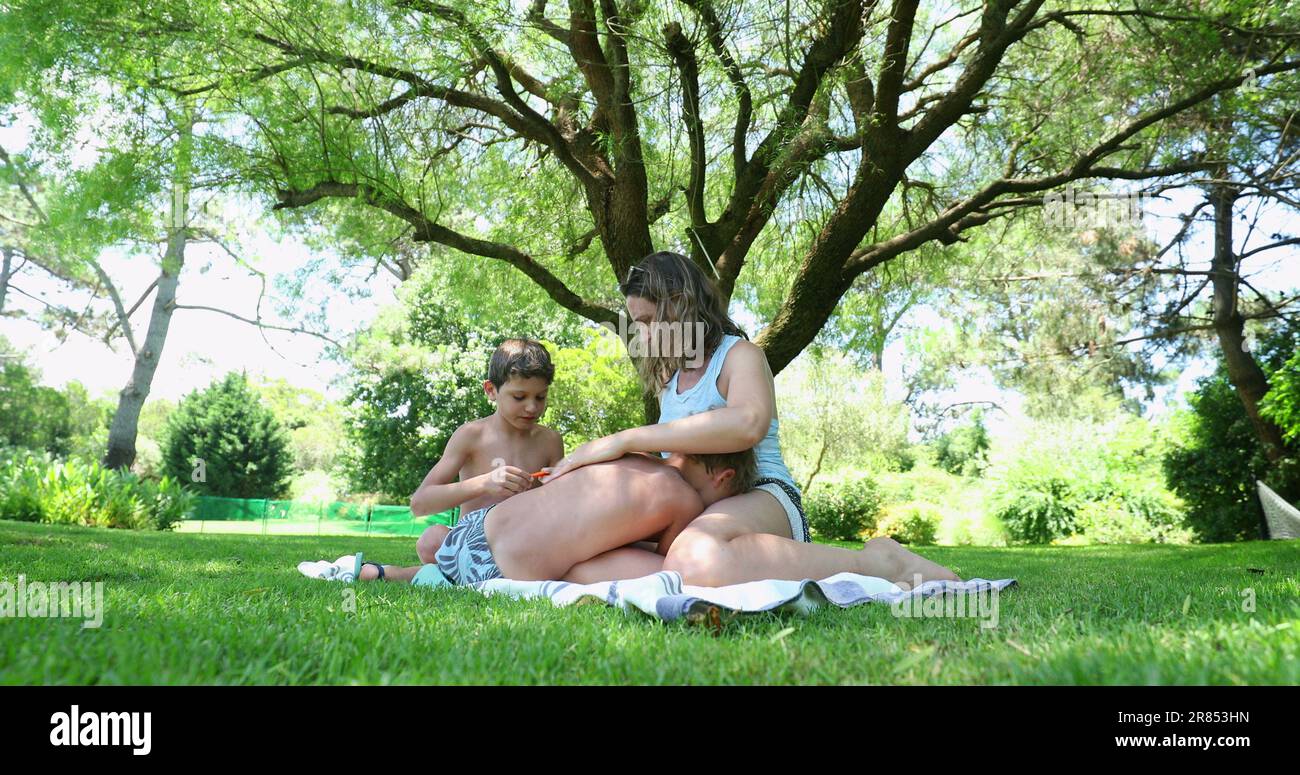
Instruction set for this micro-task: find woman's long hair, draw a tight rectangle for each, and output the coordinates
[619,251,747,395]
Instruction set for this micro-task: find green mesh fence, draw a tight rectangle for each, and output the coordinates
[182,496,458,536]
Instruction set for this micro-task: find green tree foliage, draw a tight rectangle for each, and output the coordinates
[545,328,642,447]
[1261,349,1300,445]
[1163,321,1300,542]
[252,378,347,473]
[0,340,110,458]
[342,350,492,503]
[775,350,910,491]
[0,358,73,454]
[932,409,991,478]
[7,0,1290,382]
[161,372,294,499]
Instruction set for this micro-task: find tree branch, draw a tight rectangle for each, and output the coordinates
[170,304,345,349]
[664,22,707,227]
[273,180,616,325]
[682,0,753,179]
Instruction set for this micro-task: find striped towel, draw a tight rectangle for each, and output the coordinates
[467,572,1018,623]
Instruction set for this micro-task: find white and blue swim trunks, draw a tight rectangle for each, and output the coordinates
[417,504,503,587]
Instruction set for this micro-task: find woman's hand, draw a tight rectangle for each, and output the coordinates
[541,433,630,482]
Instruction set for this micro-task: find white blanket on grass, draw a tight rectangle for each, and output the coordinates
[464,571,1017,622]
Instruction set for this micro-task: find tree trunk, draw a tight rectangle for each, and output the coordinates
[1207,182,1292,538]
[102,243,186,470]
[1208,183,1289,463]
[103,105,193,470]
[0,246,11,315]
[802,435,829,493]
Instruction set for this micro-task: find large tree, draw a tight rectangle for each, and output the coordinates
[7,0,1299,390]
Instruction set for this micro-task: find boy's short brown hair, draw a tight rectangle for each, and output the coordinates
[687,447,758,496]
[487,339,555,388]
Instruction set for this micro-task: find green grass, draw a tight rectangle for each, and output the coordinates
[1,519,1297,684]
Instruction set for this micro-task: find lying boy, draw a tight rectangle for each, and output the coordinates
[407,338,564,564]
[302,448,757,586]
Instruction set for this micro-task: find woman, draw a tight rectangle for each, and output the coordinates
[546,251,957,586]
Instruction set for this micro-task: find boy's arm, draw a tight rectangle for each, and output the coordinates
[409,427,483,517]
[531,428,567,480]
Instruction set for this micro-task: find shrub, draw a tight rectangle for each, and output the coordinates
[991,475,1081,544]
[874,502,941,545]
[1074,497,1188,544]
[0,449,46,521]
[162,373,295,499]
[989,413,1191,544]
[804,476,883,541]
[0,452,193,530]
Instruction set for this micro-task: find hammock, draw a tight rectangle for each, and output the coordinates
[1257,480,1300,540]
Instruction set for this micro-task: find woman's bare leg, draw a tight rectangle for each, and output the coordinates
[662,490,960,587]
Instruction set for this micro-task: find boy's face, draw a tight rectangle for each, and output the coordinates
[663,453,735,507]
[485,375,550,430]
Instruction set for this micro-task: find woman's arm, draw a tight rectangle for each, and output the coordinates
[624,340,774,453]
[543,341,773,481]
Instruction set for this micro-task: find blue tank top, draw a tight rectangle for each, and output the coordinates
[658,334,798,492]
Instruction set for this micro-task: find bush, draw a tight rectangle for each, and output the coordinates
[804,476,884,541]
[0,451,194,530]
[874,502,940,545]
[162,373,295,499]
[992,475,1080,544]
[988,413,1191,544]
[0,449,46,521]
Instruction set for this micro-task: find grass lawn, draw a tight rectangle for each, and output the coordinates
[1,518,1297,685]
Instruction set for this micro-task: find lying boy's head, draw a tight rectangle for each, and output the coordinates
[485,339,554,428]
[665,447,758,507]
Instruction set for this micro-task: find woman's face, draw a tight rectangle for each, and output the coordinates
[625,294,656,352]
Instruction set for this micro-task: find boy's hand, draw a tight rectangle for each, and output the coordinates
[479,466,534,500]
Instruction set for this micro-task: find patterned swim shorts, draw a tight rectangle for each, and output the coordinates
[432,504,503,586]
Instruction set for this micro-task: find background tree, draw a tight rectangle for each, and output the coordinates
[161,372,295,499]
[0,6,345,471]
[774,349,910,491]
[340,260,585,501]
[1163,319,1300,541]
